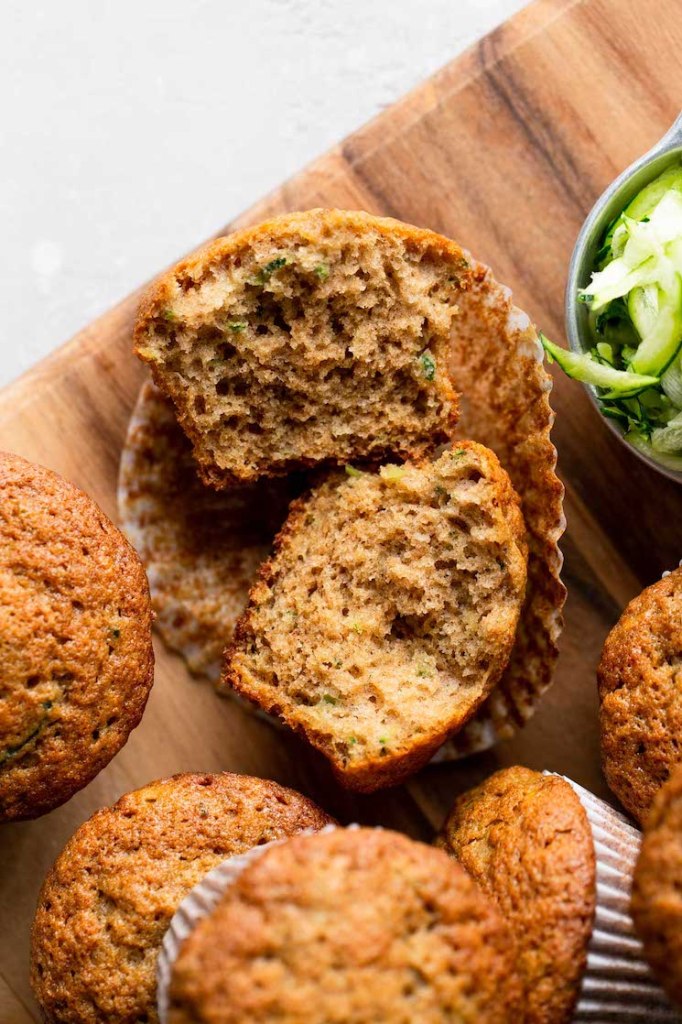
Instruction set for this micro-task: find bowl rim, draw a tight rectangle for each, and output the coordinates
[565,145,682,485]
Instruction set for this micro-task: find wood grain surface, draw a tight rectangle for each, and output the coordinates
[1,0,682,1018]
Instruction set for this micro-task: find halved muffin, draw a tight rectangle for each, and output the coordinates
[223,443,528,790]
[134,209,471,488]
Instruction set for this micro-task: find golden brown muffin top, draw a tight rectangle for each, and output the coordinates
[632,763,682,1008]
[31,772,333,1024]
[598,567,682,824]
[0,450,154,821]
[437,767,596,1024]
[168,826,522,1024]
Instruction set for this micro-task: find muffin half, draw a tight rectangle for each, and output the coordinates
[134,209,471,488]
[223,444,528,790]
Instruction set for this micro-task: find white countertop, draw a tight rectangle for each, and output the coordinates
[1,0,526,388]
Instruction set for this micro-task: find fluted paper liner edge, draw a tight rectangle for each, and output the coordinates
[552,775,681,1022]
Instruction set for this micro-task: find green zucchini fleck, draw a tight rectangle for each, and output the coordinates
[0,701,54,769]
[420,350,436,381]
[250,256,287,286]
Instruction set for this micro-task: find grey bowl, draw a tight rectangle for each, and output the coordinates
[565,112,682,484]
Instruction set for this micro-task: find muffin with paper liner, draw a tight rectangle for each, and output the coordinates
[438,766,682,1022]
[159,826,523,1024]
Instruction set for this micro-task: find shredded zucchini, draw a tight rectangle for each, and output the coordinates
[541,334,658,396]
[545,162,682,465]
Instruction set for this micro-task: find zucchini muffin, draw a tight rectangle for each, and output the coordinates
[437,767,596,1024]
[168,827,522,1024]
[631,763,682,1009]
[134,208,471,488]
[598,566,682,824]
[224,443,528,791]
[31,772,333,1024]
[118,379,297,681]
[0,451,154,822]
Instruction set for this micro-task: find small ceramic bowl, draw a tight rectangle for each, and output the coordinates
[565,112,682,484]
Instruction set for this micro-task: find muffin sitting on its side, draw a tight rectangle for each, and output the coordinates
[31,772,333,1024]
[223,444,528,791]
[168,827,522,1024]
[134,209,471,488]
[437,767,596,1024]
[598,567,682,824]
[0,450,154,822]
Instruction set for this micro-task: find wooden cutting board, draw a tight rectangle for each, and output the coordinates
[2,0,682,1018]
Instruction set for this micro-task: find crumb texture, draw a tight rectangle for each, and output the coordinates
[134,209,471,487]
[31,772,333,1024]
[118,380,297,680]
[437,766,596,1024]
[168,827,522,1024]
[224,443,527,790]
[0,450,154,821]
[632,764,682,1009]
[598,567,682,823]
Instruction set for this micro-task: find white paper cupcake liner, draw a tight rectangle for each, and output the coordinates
[156,823,342,1024]
[552,775,682,1022]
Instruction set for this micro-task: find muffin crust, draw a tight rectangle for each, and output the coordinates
[632,764,682,1008]
[169,827,522,1024]
[437,767,596,1024]
[0,450,154,821]
[599,567,682,823]
[31,772,333,1024]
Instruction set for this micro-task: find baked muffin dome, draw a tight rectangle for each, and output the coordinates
[437,766,596,1024]
[31,772,333,1024]
[168,826,522,1024]
[0,450,154,821]
[598,567,682,824]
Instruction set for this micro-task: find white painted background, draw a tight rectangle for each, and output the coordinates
[2,0,526,388]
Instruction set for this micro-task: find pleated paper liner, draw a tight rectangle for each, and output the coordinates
[120,255,567,757]
[156,823,341,1024]
[553,775,682,1022]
